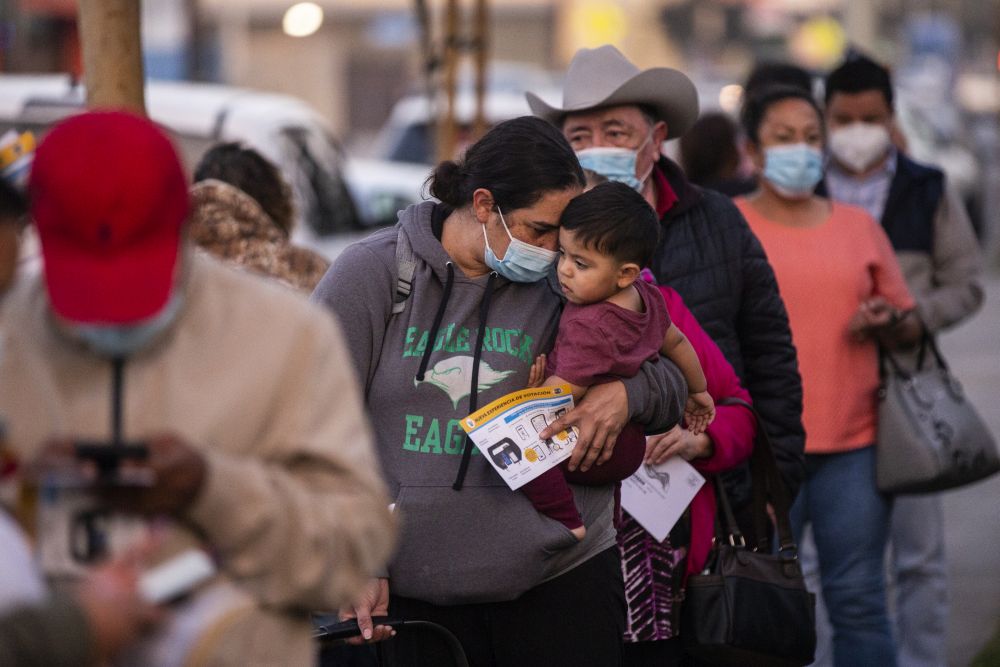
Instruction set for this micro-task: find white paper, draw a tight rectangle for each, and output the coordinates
[620,456,705,542]
[461,385,577,490]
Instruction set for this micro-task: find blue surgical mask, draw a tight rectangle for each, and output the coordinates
[576,134,654,191]
[483,207,558,283]
[69,292,185,358]
[763,144,824,199]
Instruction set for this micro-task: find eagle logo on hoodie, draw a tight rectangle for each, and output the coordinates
[415,356,516,409]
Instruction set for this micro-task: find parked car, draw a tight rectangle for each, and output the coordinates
[354,63,563,213]
[0,74,417,260]
[370,61,563,167]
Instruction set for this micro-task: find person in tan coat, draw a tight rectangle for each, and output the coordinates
[189,142,330,292]
[0,110,395,666]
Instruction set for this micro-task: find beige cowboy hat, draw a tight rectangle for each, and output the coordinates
[526,45,699,140]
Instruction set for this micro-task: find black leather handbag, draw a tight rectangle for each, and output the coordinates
[681,398,816,667]
[877,334,1000,494]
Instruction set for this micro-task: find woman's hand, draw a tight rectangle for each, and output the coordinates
[848,297,922,347]
[540,381,628,472]
[644,425,713,466]
[848,297,895,340]
[338,578,395,644]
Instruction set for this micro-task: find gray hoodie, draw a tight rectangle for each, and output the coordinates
[312,201,684,605]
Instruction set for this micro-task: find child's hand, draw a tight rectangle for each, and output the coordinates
[527,354,546,388]
[684,391,716,435]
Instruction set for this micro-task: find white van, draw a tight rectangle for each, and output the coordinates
[0,74,428,260]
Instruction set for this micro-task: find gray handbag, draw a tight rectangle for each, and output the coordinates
[877,334,1000,494]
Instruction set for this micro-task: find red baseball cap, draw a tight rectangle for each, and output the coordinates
[29,110,189,324]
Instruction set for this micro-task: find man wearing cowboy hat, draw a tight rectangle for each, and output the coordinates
[529,45,805,538]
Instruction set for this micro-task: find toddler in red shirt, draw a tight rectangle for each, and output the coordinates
[523,181,714,541]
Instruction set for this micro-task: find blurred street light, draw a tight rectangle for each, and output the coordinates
[283,2,324,38]
[789,15,845,69]
[567,1,628,51]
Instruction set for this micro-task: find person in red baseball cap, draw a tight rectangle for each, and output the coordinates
[29,110,189,355]
[2,109,395,666]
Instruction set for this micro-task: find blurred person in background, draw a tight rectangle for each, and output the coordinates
[314,116,686,667]
[0,110,395,666]
[823,54,983,667]
[737,84,921,667]
[744,61,814,99]
[0,177,24,293]
[0,511,161,667]
[0,178,161,667]
[190,142,329,292]
[678,112,755,197]
[0,130,41,276]
[528,45,805,545]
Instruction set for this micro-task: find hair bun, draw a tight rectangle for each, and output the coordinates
[428,160,464,207]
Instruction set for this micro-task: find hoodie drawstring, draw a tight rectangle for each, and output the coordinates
[415,262,455,382]
[453,271,497,491]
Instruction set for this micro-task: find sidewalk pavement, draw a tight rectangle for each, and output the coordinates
[939,271,1000,666]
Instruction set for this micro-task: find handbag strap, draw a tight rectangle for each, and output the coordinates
[880,329,945,380]
[712,475,745,547]
[921,331,949,372]
[716,397,797,555]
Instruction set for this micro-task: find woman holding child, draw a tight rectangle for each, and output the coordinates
[312,116,686,666]
[735,85,921,666]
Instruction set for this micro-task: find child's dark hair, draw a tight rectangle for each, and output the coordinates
[740,84,823,145]
[193,142,295,233]
[560,181,659,267]
[824,53,893,108]
[429,116,585,211]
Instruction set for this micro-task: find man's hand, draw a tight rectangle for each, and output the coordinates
[338,578,394,644]
[540,381,628,472]
[644,426,713,466]
[100,434,207,516]
[76,543,163,662]
[33,434,207,517]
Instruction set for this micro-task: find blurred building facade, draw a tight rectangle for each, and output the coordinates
[1,1,998,134]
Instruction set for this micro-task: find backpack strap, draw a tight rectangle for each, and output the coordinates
[392,224,416,314]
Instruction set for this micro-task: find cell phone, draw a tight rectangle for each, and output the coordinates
[139,549,216,605]
[74,440,153,487]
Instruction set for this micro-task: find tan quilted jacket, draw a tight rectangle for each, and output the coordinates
[189,179,329,292]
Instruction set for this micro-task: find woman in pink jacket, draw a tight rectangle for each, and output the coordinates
[619,276,757,665]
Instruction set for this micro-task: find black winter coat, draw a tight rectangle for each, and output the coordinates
[649,158,806,504]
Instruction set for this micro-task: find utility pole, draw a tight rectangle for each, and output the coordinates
[439,0,461,164]
[471,0,489,143]
[78,0,146,114]
[845,0,879,51]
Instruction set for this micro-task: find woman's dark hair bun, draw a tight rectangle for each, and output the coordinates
[426,116,584,211]
[428,160,464,207]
